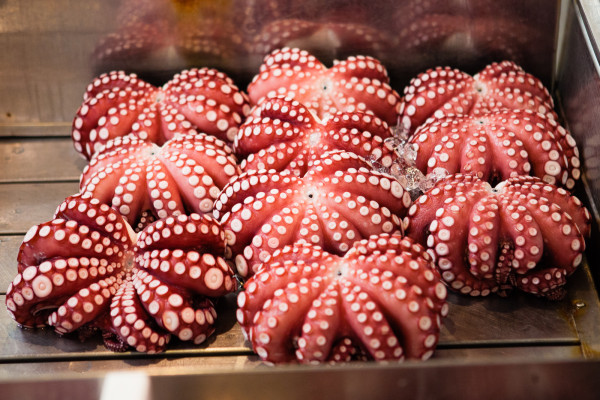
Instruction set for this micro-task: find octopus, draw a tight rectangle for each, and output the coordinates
[80,131,240,230]
[405,173,591,299]
[213,150,411,278]
[409,109,581,190]
[72,68,250,159]
[236,234,449,364]
[247,47,401,125]
[5,193,236,353]
[234,97,395,175]
[398,61,556,134]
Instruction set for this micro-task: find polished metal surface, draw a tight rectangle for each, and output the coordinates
[558,0,600,226]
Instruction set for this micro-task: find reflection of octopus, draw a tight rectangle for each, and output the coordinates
[214,151,411,278]
[405,174,591,300]
[72,68,250,159]
[6,194,235,353]
[237,234,448,364]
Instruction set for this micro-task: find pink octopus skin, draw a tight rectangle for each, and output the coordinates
[72,68,250,159]
[247,47,401,125]
[409,109,581,190]
[405,174,591,300]
[234,97,395,175]
[398,61,556,134]
[214,150,411,279]
[6,194,235,353]
[79,130,240,230]
[236,234,449,364]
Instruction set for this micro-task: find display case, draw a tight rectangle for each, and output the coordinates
[1,0,600,398]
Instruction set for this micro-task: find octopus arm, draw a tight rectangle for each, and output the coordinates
[520,196,585,273]
[331,79,400,125]
[49,274,122,334]
[240,140,307,174]
[505,177,591,237]
[248,274,329,364]
[7,257,119,328]
[295,285,344,363]
[137,249,234,297]
[213,171,300,219]
[111,278,170,353]
[237,249,334,330]
[133,270,216,345]
[330,56,391,82]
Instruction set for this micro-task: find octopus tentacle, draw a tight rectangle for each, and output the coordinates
[49,274,123,334]
[135,214,234,297]
[133,270,216,345]
[111,277,170,353]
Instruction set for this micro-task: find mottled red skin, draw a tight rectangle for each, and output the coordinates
[72,68,250,160]
[80,131,240,230]
[405,174,591,299]
[237,234,448,364]
[247,47,401,125]
[214,150,411,278]
[235,97,395,175]
[409,109,581,190]
[6,194,235,353]
[399,61,556,134]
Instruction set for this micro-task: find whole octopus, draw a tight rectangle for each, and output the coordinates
[5,48,592,364]
[6,194,235,352]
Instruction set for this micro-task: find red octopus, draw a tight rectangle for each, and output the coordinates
[6,194,235,353]
[398,61,556,134]
[80,131,240,230]
[234,97,395,175]
[409,109,581,190]
[237,234,448,364]
[247,47,401,125]
[214,150,411,278]
[405,174,591,299]
[72,68,250,159]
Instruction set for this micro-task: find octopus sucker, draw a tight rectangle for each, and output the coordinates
[406,174,590,299]
[6,195,235,353]
[238,234,447,364]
